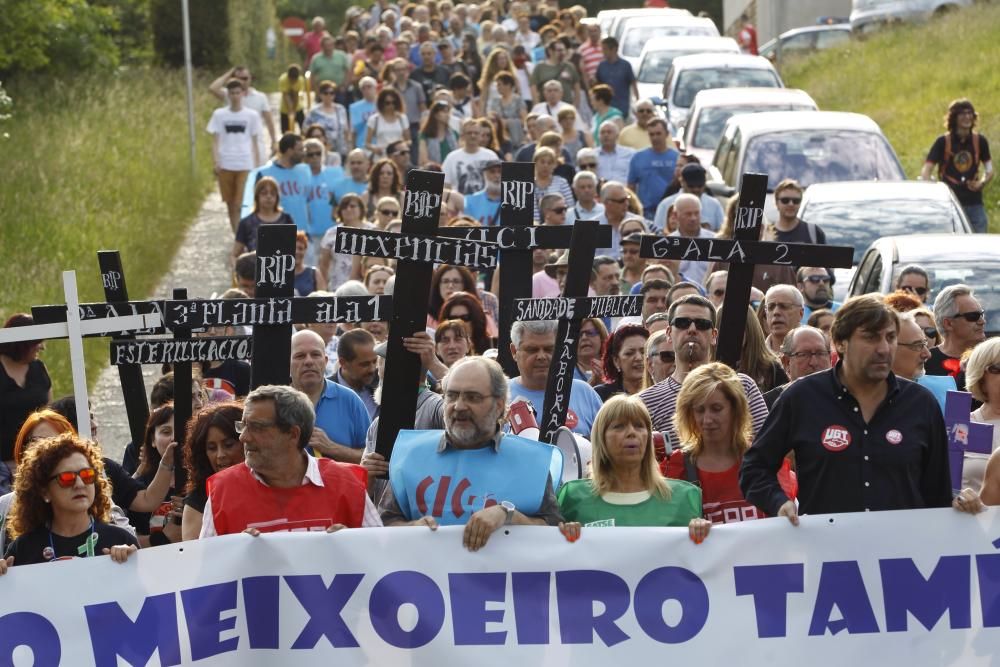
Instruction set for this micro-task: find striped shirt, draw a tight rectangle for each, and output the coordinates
[578,42,604,81]
[639,372,769,451]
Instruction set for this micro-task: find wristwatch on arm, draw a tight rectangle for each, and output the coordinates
[501,500,516,526]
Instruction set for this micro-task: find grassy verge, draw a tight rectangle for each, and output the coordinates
[780,2,999,230]
[0,68,217,397]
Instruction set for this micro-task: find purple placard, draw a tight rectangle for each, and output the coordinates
[944,390,994,492]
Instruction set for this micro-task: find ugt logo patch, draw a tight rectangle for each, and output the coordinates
[821,425,851,452]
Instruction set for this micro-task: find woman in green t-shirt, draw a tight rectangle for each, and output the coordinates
[557,395,711,542]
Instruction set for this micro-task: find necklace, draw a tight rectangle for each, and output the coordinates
[46,517,97,561]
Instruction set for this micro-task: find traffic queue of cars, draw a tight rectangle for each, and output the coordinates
[597,3,984,311]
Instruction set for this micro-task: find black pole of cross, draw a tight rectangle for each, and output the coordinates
[251,224,299,388]
[436,161,613,377]
[329,169,500,458]
[97,251,150,449]
[638,173,854,367]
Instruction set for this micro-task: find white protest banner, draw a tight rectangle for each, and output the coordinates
[1,508,999,666]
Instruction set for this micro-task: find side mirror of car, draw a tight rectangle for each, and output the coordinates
[706,181,736,198]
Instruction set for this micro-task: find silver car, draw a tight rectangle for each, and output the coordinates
[850,0,973,33]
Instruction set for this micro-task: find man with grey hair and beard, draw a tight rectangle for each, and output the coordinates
[380,356,565,551]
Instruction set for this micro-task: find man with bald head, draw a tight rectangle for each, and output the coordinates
[597,120,635,184]
[597,180,645,257]
[665,193,715,285]
[290,329,371,462]
[764,284,805,354]
[763,325,831,409]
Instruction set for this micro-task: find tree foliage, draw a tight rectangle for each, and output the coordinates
[0,0,120,75]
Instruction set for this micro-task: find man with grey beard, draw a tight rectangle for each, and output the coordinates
[379,357,564,551]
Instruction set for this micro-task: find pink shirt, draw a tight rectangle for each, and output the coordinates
[578,42,604,81]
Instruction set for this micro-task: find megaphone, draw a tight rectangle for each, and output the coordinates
[509,399,592,482]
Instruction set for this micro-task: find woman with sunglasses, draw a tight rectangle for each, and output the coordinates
[435,319,473,367]
[664,363,795,533]
[372,196,400,230]
[180,401,244,540]
[594,325,650,402]
[304,80,351,162]
[364,88,408,158]
[319,193,373,290]
[364,159,402,221]
[437,292,496,354]
[576,318,609,384]
[417,100,460,165]
[2,433,138,569]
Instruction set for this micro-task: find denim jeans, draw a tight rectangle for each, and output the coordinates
[964,203,989,233]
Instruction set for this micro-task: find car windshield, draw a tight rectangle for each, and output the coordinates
[897,262,1000,333]
[622,25,718,57]
[639,49,732,83]
[691,104,813,149]
[672,69,780,107]
[803,198,959,264]
[744,130,904,194]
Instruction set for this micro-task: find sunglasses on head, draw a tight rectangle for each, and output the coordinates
[778,197,802,205]
[50,467,98,488]
[900,285,928,296]
[656,350,676,363]
[951,310,985,322]
[671,317,713,331]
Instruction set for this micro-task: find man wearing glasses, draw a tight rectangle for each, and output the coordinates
[742,295,956,523]
[763,325,831,410]
[763,285,805,354]
[797,267,840,324]
[380,357,565,551]
[619,99,656,150]
[645,330,675,385]
[201,384,380,537]
[926,284,987,388]
[639,295,769,449]
[754,178,827,292]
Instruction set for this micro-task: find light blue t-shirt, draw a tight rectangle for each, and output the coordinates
[802,301,842,323]
[255,162,312,233]
[312,379,372,455]
[508,377,604,437]
[653,191,725,232]
[464,190,502,227]
[627,147,679,217]
[306,166,344,239]
[349,99,377,149]
[331,176,368,205]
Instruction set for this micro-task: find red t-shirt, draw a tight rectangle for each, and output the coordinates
[663,451,797,523]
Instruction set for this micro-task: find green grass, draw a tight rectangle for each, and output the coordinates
[780,2,1000,230]
[0,68,217,397]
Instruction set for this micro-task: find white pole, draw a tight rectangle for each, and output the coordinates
[63,272,92,442]
[182,0,197,176]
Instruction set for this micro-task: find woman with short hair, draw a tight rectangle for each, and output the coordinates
[435,320,473,367]
[233,177,294,262]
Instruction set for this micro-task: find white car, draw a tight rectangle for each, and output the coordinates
[662,53,783,134]
[706,111,905,223]
[603,7,692,41]
[635,36,740,101]
[619,16,720,72]
[850,0,972,33]
[681,87,818,165]
[798,182,971,298]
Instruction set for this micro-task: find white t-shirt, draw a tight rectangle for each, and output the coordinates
[206,106,262,171]
[366,112,408,152]
[441,147,500,195]
[224,87,272,165]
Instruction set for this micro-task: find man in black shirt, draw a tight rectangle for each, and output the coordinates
[926,284,985,390]
[753,178,826,291]
[920,98,993,233]
[741,295,955,522]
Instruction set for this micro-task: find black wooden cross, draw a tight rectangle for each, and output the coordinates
[329,169,499,458]
[510,219,643,442]
[638,173,854,367]
[437,162,613,376]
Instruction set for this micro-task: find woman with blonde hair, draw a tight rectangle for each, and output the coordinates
[557,395,707,536]
[2,433,138,569]
[532,146,574,221]
[962,338,1000,490]
[666,363,795,533]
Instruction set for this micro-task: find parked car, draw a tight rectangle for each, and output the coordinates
[662,53,783,134]
[635,37,740,101]
[850,0,973,33]
[706,111,905,223]
[758,23,852,63]
[847,234,1000,335]
[603,7,692,41]
[799,182,971,299]
[619,16,720,72]
[681,87,817,165]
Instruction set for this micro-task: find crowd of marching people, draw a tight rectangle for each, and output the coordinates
[0,0,996,571]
